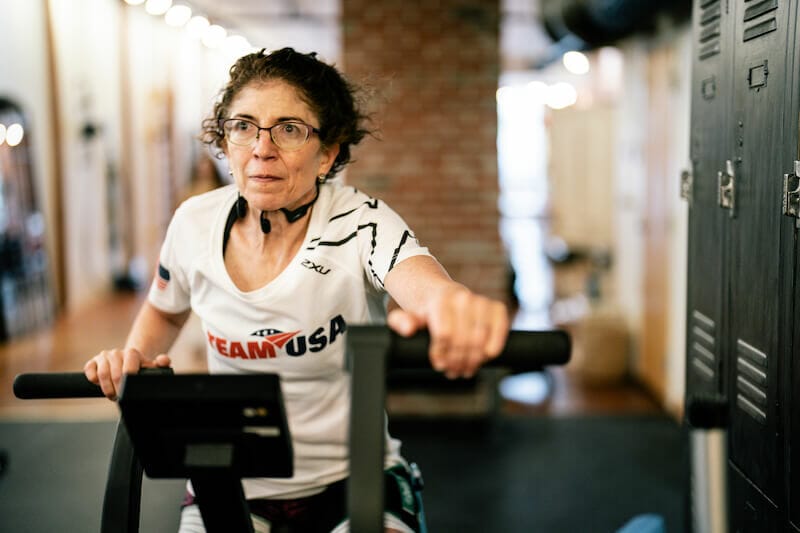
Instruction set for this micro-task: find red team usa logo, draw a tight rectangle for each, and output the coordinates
[206,315,347,359]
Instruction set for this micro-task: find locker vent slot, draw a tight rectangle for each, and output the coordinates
[689,311,716,381]
[699,22,720,43]
[743,0,777,22]
[735,339,768,424]
[698,0,721,60]
[743,18,777,41]
[742,0,778,44]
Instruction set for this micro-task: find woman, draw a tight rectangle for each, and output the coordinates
[84,47,509,533]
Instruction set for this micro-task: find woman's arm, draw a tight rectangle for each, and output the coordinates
[124,300,190,357]
[384,255,509,379]
[84,300,191,399]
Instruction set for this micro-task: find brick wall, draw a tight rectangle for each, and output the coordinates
[341,0,509,303]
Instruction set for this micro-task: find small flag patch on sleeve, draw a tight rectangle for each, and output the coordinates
[157,263,170,290]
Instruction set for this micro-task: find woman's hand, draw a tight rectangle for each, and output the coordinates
[84,349,171,401]
[84,301,188,400]
[388,284,510,379]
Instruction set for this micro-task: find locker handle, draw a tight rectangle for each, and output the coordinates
[782,160,800,219]
[717,159,735,217]
[680,168,693,203]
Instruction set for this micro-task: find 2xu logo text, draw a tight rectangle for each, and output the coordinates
[301,258,330,275]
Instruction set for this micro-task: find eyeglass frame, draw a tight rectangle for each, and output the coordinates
[218,118,322,151]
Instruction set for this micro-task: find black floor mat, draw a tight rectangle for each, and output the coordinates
[0,414,687,532]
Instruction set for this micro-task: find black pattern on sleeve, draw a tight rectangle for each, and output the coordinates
[306,223,384,288]
[327,198,379,223]
[388,230,418,272]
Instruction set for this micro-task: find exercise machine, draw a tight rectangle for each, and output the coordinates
[13,326,571,533]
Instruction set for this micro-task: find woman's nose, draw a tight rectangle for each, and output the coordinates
[252,131,278,157]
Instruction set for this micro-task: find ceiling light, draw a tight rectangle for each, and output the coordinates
[186,15,209,39]
[546,82,577,110]
[145,0,172,16]
[525,81,549,104]
[165,4,191,27]
[6,123,24,147]
[563,51,590,75]
[223,35,252,57]
[202,24,227,49]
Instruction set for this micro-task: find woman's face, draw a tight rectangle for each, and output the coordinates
[224,79,338,212]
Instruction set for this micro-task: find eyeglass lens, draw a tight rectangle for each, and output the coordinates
[223,119,310,150]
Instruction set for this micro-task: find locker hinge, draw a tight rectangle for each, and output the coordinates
[718,159,735,217]
[680,168,693,203]
[782,160,800,220]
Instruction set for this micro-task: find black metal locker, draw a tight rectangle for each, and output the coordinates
[685,0,734,409]
[725,0,792,508]
[786,3,800,528]
[728,462,780,533]
[685,3,735,531]
[792,263,800,525]
[687,0,800,530]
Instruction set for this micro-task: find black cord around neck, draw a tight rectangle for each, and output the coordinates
[224,184,320,254]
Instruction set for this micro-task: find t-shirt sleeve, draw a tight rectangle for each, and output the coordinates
[147,210,191,314]
[358,199,432,291]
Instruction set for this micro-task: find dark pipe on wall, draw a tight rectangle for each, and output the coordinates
[540,0,691,48]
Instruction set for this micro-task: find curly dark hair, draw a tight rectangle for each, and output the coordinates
[201,47,372,179]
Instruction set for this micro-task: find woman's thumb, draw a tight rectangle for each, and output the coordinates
[142,354,172,368]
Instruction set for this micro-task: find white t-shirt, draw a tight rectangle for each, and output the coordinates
[148,181,433,499]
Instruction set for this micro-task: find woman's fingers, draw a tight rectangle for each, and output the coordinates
[426,288,510,379]
[387,309,424,338]
[387,285,510,379]
[142,353,172,369]
[84,348,146,400]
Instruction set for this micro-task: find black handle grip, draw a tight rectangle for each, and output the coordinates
[13,368,174,400]
[13,372,104,399]
[388,329,571,371]
[13,330,571,399]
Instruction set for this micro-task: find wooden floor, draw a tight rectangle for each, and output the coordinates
[0,291,662,421]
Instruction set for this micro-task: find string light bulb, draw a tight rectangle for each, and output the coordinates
[201,24,227,49]
[145,0,172,16]
[6,123,24,147]
[186,15,209,39]
[563,51,590,75]
[165,4,192,27]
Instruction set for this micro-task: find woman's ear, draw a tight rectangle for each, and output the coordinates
[319,143,340,176]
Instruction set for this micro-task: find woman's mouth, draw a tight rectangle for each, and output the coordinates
[249,174,282,182]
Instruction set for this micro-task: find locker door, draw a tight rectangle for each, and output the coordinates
[729,463,781,532]
[728,0,792,508]
[685,0,734,406]
[787,4,800,529]
[792,311,800,530]
[792,280,800,528]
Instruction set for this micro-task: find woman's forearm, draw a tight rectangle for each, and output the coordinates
[124,300,190,360]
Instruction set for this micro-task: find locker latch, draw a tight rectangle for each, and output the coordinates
[718,159,735,217]
[680,168,693,203]
[782,160,800,219]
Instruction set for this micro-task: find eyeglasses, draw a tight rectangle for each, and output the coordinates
[220,118,321,151]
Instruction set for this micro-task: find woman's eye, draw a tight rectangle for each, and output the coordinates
[235,121,252,131]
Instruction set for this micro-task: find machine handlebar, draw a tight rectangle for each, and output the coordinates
[14,329,570,400]
[14,372,105,399]
[387,329,570,370]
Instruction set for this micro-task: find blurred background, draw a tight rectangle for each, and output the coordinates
[1,0,692,416]
[0,0,694,530]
